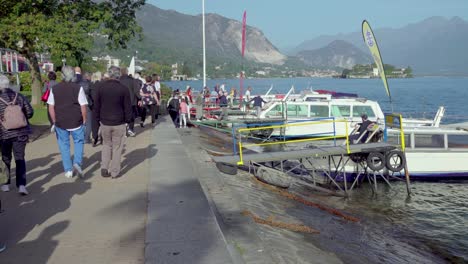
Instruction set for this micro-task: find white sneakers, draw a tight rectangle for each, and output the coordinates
[2,184,28,195]
[18,185,28,195]
[65,171,73,178]
[1,184,9,192]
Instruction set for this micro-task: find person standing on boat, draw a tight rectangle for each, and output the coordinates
[249,94,267,118]
[218,91,229,121]
[243,86,252,111]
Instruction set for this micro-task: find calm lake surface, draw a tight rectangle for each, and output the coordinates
[165,77,468,262]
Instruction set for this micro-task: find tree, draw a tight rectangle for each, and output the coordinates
[181,62,192,77]
[0,0,145,105]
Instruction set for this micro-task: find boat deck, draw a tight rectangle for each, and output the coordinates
[213,142,396,164]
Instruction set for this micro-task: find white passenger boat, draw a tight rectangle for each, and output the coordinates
[258,92,444,138]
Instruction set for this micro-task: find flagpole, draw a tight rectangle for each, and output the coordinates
[202,0,207,88]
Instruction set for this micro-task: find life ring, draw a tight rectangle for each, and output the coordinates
[385,150,406,172]
[367,152,385,171]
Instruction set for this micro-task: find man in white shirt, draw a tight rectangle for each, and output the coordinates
[48,66,88,178]
[243,86,252,111]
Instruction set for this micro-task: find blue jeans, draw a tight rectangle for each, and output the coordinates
[55,125,85,173]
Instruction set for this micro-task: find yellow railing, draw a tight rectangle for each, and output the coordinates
[236,119,351,165]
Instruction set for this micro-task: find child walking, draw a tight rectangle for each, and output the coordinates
[179,98,188,128]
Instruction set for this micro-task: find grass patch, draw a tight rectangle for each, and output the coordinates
[30,104,49,125]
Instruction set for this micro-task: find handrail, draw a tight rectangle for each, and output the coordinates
[235,118,350,165]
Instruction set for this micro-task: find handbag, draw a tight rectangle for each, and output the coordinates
[41,83,50,102]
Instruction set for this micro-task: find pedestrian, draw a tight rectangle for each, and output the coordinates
[119,67,140,136]
[179,98,188,128]
[140,76,159,127]
[218,91,228,120]
[0,74,34,194]
[167,91,180,127]
[93,66,132,178]
[152,74,161,120]
[74,66,83,83]
[42,71,58,127]
[47,66,88,178]
[79,72,93,143]
[186,85,193,104]
[90,72,102,147]
[248,94,267,118]
[243,86,252,111]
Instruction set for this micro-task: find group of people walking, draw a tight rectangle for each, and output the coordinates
[0,66,163,252]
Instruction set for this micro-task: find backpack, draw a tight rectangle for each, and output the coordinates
[0,93,28,130]
[168,97,180,111]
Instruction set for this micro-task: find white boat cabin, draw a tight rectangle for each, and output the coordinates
[260,95,384,138]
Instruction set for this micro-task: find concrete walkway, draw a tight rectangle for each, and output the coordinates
[0,117,233,264]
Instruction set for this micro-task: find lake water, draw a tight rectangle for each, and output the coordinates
[165,77,468,262]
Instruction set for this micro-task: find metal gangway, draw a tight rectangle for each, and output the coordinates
[212,114,411,197]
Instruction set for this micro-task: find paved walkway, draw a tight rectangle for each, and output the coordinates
[0,117,233,264]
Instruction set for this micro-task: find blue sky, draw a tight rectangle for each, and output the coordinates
[149,0,468,49]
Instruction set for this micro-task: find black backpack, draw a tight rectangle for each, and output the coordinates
[168,98,180,111]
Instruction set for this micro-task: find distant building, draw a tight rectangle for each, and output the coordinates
[255,70,267,76]
[92,55,120,69]
[373,68,379,76]
[172,63,178,76]
[171,74,187,81]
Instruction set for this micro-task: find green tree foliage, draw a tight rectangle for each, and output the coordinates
[0,0,145,104]
[143,62,172,81]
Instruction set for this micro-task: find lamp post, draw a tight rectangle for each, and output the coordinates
[202,0,206,88]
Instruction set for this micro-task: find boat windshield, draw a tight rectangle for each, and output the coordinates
[352,105,376,118]
[331,105,351,117]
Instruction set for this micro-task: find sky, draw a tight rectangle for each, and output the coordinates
[149,0,468,50]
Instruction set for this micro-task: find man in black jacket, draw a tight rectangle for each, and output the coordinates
[93,66,132,178]
[119,68,141,136]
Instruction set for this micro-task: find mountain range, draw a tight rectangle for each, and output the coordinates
[93,3,468,76]
[293,16,468,75]
[296,40,371,69]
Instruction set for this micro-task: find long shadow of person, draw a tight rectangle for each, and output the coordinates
[0,221,70,263]
[0,159,92,258]
[118,144,158,177]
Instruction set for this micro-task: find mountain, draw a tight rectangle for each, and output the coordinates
[293,17,468,75]
[297,40,372,69]
[94,4,286,68]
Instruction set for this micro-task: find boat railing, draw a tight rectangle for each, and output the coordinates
[233,117,351,165]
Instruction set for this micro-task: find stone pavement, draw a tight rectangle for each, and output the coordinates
[0,116,233,264]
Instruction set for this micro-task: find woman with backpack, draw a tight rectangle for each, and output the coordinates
[0,74,34,195]
[139,76,159,127]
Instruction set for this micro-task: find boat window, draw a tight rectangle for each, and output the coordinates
[265,104,283,117]
[310,105,329,117]
[353,105,376,118]
[414,134,444,148]
[447,135,468,148]
[331,105,351,117]
[287,104,308,117]
[387,134,411,147]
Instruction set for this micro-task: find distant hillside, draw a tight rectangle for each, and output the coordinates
[293,17,468,75]
[92,3,286,70]
[297,40,371,69]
